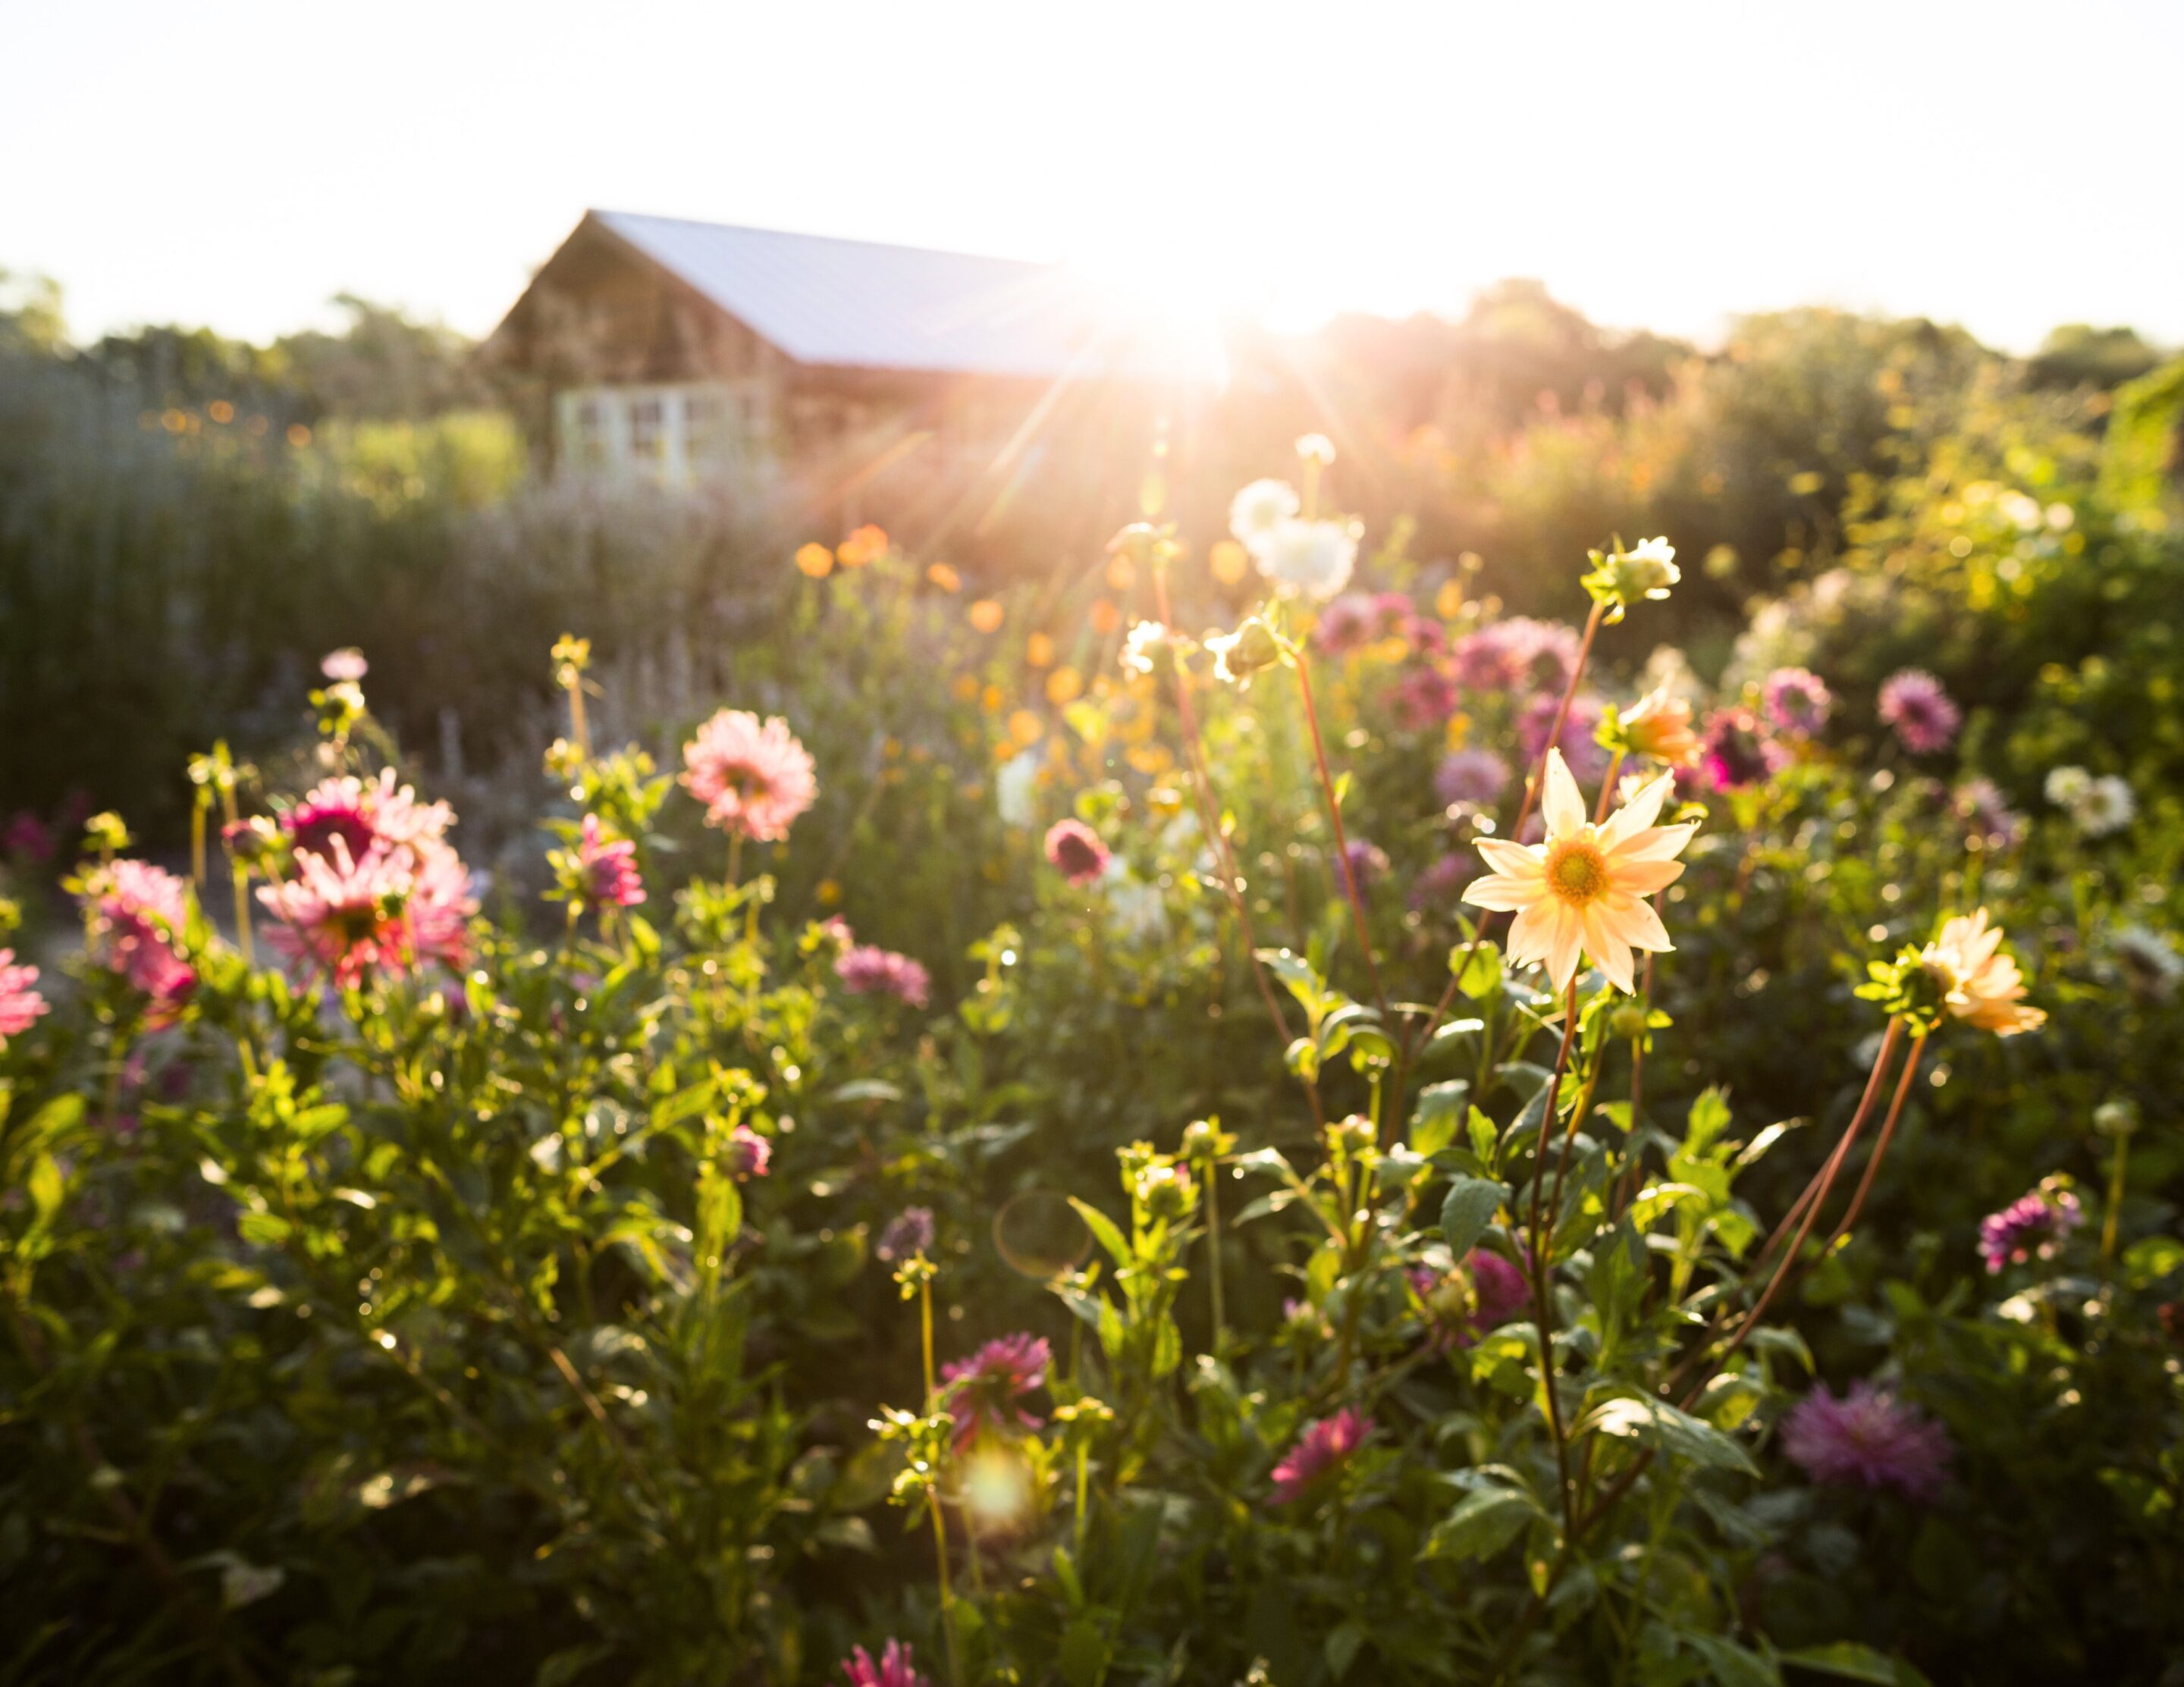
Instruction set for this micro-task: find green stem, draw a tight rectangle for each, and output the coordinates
[1205,1158,1225,1352]
[2102,1127,2131,1267]
[1292,649,1386,1018]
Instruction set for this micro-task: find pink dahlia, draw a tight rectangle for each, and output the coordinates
[404,845,479,971]
[1701,707,1782,791]
[576,814,645,908]
[835,944,930,1008]
[681,710,817,842]
[0,949,48,1043]
[843,1640,930,1687]
[258,837,416,987]
[1877,669,1960,755]
[81,860,196,1018]
[1435,748,1511,810]
[725,1123,771,1181]
[287,770,453,862]
[1762,668,1833,738]
[1410,1248,1532,1350]
[1781,1381,1951,1501]
[941,1333,1050,1449]
[1978,1180,2084,1274]
[1043,818,1109,886]
[1270,1407,1372,1504]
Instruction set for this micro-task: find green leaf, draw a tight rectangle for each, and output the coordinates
[1422,1485,1533,1563]
[1068,1198,1131,1268]
[1578,1394,1758,1475]
[1684,1632,1782,1687]
[27,1154,64,1222]
[1409,1081,1469,1159]
[1325,1619,1367,1680]
[1779,1642,1905,1683]
[1452,939,1502,1000]
[236,1211,293,1247]
[1058,1618,1111,1687]
[1439,1177,1508,1259]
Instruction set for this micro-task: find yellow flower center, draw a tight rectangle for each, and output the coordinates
[1545,839,1608,906]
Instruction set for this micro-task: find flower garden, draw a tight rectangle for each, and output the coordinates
[3,336,2184,1687]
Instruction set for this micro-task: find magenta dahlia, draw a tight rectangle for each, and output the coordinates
[1978,1181,2084,1274]
[1269,1407,1372,1504]
[1781,1381,1951,1501]
[843,1640,930,1687]
[941,1333,1050,1448]
[1762,668,1833,738]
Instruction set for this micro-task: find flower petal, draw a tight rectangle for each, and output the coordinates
[1463,873,1540,913]
[1597,771,1675,850]
[1581,908,1637,992]
[1606,820,1698,864]
[1506,898,1558,969]
[1545,902,1584,993]
[1540,748,1586,839]
[1476,838,1546,880]
[1608,858,1687,896]
[1599,893,1674,954]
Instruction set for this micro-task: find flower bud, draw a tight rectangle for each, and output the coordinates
[1207,616,1285,686]
[1581,537,1680,622]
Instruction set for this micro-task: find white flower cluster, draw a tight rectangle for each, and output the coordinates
[1226,478,1360,602]
[2044,766,2135,837]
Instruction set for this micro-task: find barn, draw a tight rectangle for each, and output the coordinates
[482,210,1210,535]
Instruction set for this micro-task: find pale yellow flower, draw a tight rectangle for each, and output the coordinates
[1462,749,1696,993]
[1921,908,2045,1036]
[1620,684,1702,767]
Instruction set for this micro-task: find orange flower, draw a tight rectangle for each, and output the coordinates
[927,563,962,592]
[836,525,888,569]
[1921,909,2045,1036]
[1621,685,1701,767]
[951,673,981,702]
[1025,632,1056,669]
[969,599,1005,635]
[1046,666,1084,704]
[795,542,835,579]
[1209,539,1249,585]
[1105,553,1138,591]
[1007,709,1044,748]
[1462,750,1697,993]
[1088,599,1122,635]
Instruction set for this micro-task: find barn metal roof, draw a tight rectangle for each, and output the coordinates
[592,210,1156,381]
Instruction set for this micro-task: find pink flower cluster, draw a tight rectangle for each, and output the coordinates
[0,949,47,1045]
[843,1640,930,1687]
[81,859,196,1021]
[1781,1381,1951,1501]
[1270,1406,1372,1504]
[1519,693,1609,782]
[941,1333,1050,1449]
[256,770,476,986]
[1314,591,1438,656]
[835,944,930,1008]
[1978,1180,2084,1274]
[680,710,817,842]
[1450,617,1580,695]
[726,1123,771,1181]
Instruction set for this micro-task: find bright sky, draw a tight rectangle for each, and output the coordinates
[5,0,2179,353]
